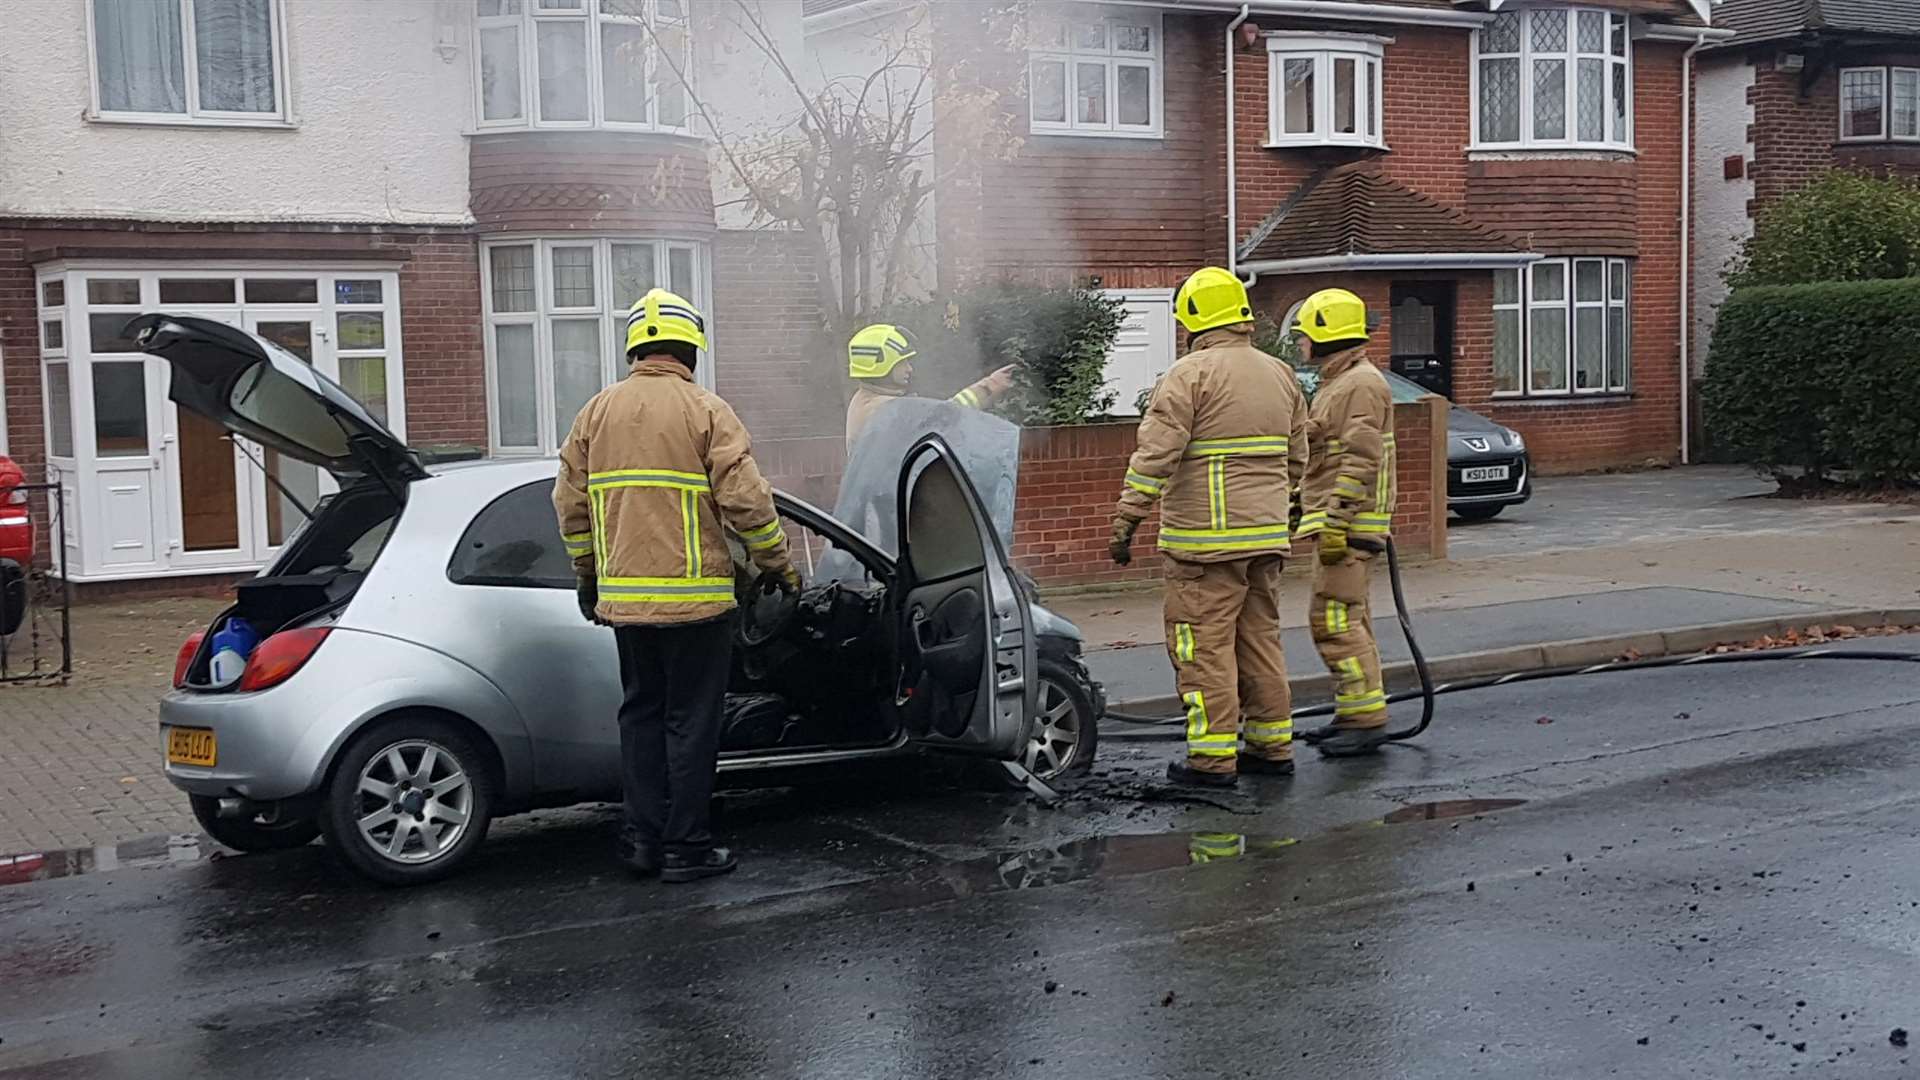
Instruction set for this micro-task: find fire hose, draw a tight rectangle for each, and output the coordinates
[1102,537,1920,744]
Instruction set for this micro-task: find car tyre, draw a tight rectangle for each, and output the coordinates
[1024,659,1100,782]
[1453,504,1505,522]
[318,714,495,886]
[189,795,320,853]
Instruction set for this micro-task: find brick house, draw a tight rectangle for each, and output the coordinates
[879,0,1730,477]
[0,0,826,587]
[1691,0,1920,405]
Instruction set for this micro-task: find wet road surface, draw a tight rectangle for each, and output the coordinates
[6,643,1920,1078]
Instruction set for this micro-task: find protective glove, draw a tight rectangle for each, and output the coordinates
[576,577,603,624]
[1318,530,1349,566]
[776,565,803,595]
[1109,516,1140,567]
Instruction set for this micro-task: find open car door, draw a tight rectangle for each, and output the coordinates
[893,434,1035,759]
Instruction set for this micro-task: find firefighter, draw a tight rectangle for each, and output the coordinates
[1109,267,1311,789]
[554,287,801,883]
[1291,288,1397,757]
[844,322,1016,450]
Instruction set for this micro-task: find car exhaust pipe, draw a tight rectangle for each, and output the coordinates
[215,797,251,820]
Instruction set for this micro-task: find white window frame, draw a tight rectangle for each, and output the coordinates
[480,236,710,456]
[1492,256,1631,397]
[1839,66,1920,142]
[1471,6,1633,152]
[1027,8,1164,139]
[1265,33,1387,149]
[85,0,292,127]
[474,0,694,133]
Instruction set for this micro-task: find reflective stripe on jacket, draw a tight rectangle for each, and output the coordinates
[845,374,999,451]
[1299,346,1396,542]
[1114,325,1311,563]
[555,358,793,625]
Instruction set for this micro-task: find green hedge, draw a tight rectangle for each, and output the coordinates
[876,282,1125,426]
[1700,278,1920,483]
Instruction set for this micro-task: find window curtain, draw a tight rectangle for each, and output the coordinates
[94,0,187,113]
[194,0,277,113]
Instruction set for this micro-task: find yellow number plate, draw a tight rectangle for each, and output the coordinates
[166,727,217,767]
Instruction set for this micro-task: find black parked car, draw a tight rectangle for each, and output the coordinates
[1296,369,1532,522]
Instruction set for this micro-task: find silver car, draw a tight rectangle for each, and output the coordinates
[136,315,1103,886]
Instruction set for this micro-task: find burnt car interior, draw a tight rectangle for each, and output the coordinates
[725,513,897,753]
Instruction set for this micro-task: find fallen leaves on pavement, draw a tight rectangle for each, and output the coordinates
[1707,623,1920,654]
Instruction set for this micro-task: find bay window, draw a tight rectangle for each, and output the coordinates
[1475,7,1631,150]
[1028,9,1162,138]
[482,238,707,454]
[1839,67,1920,141]
[476,0,691,131]
[1267,35,1385,148]
[89,0,287,124]
[1492,258,1630,396]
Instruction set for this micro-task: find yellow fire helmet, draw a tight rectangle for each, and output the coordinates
[1292,287,1369,345]
[847,323,918,380]
[625,288,708,355]
[1174,266,1254,335]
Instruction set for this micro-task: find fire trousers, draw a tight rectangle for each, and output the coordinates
[1162,554,1293,775]
[1309,547,1388,729]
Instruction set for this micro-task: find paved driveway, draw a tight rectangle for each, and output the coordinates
[1449,465,1914,558]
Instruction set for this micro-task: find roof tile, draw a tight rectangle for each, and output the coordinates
[1238,164,1523,264]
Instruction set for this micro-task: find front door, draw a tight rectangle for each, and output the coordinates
[1389,282,1455,399]
[242,312,332,558]
[892,434,1035,759]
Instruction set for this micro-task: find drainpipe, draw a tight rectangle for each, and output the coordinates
[1678,30,1709,465]
[1226,4,1251,277]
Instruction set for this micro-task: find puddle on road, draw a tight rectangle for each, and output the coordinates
[1381,798,1528,824]
[0,798,1528,895]
[961,798,1531,894]
[0,833,212,887]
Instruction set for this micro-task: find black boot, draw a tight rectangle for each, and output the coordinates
[661,846,739,884]
[1315,726,1390,757]
[1236,754,1296,777]
[1166,762,1238,789]
[1298,722,1340,745]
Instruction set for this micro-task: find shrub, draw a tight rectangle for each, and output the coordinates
[1726,171,1920,288]
[877,282,1125,425]
[1700,278,1920,484]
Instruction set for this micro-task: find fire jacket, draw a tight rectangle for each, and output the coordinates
[845,374,1001,451]
[1298,346,1396,543]
[555,358,794,625]
[1114,325,1310,563]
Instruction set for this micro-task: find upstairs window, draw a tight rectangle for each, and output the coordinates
[1839,67,1920,141]
[1028,9,1162,138]
[1266,34,1385,149]
[476,0,691,131]
[1475,8,1631,150]
[89,0,287,124]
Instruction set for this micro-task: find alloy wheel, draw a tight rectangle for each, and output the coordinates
[1023,676,1085,780]
[352,739,474,865]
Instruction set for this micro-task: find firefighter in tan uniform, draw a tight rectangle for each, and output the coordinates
[845,323,1015,450]
[1292,288,1398,757]
[1108,267,1311,789]
[555,288,800,883]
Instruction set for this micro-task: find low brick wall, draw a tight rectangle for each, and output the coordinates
[758,397,1448,589]
[1008,399,1445,586]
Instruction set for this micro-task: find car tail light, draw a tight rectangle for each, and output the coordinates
[239,627,331,693]
[3,489,23,506]
[173,631,205,690]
